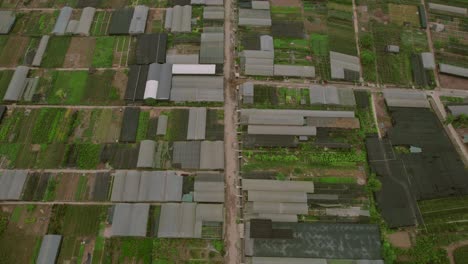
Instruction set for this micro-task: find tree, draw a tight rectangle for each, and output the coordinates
[361,50,376,65]
[366,175,382,192]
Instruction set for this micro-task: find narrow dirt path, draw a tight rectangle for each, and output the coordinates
[420,0,440,88]
[223,0,241,263]
[445,240,468,264]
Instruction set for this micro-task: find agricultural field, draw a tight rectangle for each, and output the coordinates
[356,0,434,87]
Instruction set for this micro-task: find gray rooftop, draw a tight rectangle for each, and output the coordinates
[136,140,157,168]
[156,115,168,135]
[252,1,271,10]
[187,108,207,140]
[171,76,224,102]
[166,54,199,64]
[428,3,467,15]
[439,63,468,78]
[448,105,468,117]
[4,66,29,102]
[32,36,50,67]
[274,65,316,78]
[260,35,274,52]
[75,7,96,35]
[129,5,149,34]
[203,6,224,20]
[111,170,183,202]
[239,9,271,26]
[330,51,361,80]
[52,7,73,35]
[200,32,224,64]
[111,203,149,237]
[0,11,15,34]
[172,141,201,169]
[0,170,28,200]
[421,52,435,70]
[200,141,224,170]
[383,88,429,108]
[309,85,356,106]
[248,125,317,136]
[243,179,314,193]
[166,5,192,32]
[36,235,62,264]
[194,172,224,203]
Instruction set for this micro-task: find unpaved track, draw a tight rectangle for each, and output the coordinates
[446,240,468,264]
[224,0,241,263]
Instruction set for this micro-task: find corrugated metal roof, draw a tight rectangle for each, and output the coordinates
[448,105,468,116]
[309,85,355,105]
[439,63,468,78]
[239,9,271,26]
[32,36,49,67]
[164,8,173,30]
[75,7,96,35]
[111,203,149,237]
[136,140,156,168]
[187,108,207,140]
[428,3,467,15]
[194,172,224,202]
[52,7,73,35]
[36,235,62,264]
[166,54,199,64]
[109,8,134,35]
[200,141,224,169]
[248,191,307,203]
[111,170,183,202]
[158,203,196,238]
[330,51,361,80]
[248,125,317,136]
[252,1,270,10]
[242,82,254,96]
[65,20,78,33]
[4,66,29,102]
[172,64,216,74]
[243,179,314,192]
[0,11,15,34]
[203,6,224,20]
[241,109,355,119]
[383,88,429,108]
[0,170,28,200]
[205,0,223,5]
[129,5,149,34]
[306,117,360,129]
[171,76,223,102]
[421,52,435,70]
[325,207,370,217]
[274,65,315,78]
[170,5,192,32]
[157,115,168,135]
[200,32,224,64]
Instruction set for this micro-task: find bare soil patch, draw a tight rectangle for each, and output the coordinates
[56,173,79,201]
[388,231,412,249]
[64,37,96,68]
[374,93,392,137]
[112,70,128,99]
[0,36,28,67]
[439,74,468,90]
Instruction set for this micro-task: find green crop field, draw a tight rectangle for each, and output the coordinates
[47,71,88,104]
[41,36,71,68]
[92,37,116,68]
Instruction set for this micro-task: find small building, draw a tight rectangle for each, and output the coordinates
[187,108,207,140]
[3,66,29,102]
[239,9,271,26]
[421,52,435,70]
[439,63,468,78]
[0,11,16,34]
[200,32,224,64]
[52,7,73,35]
[129,5,149,34]
[203,6,224,20]
[136,140,157,168]
[111,203,149,237]
[428,3,467,15]
[0,170,28,200]
[165,5,192,33]
[32,35,50,67]
[75,7,96,36]
[386,45,400,53]
[36,235,62,264]
[330,51,360,81]
[242,82,254,104]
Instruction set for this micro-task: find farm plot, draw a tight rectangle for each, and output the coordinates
[90,11,112,36]
[0,36,29,67]
[0,205,52,264]
[63,37,96,68]
[0,70,14,99]
[12,11,58,36]
[41,36,71,68]
[112,36,132,67]
[357,2,433,86]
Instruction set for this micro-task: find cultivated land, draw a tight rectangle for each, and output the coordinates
[0,0,468,264]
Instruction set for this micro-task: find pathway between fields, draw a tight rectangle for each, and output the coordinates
[223,0,241,263]
[445,240,468,264]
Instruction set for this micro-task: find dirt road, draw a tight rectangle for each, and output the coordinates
[445,240,468,264]
[223,0,241,263]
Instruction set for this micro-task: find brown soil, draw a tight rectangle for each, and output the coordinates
[15,205,52,236]
[388,231,412,249]
[82,237,96,264]
[445,240,468,264]
[146,9,163,33]
[56,173,79,201]
[112,37,131,67]
[0,36,28,67]
[374,93,392,137]
[439,74,468,90]
[112,70,128,99]
[64,37,96,68]
[270,0,301,6]
[86,174,96,200]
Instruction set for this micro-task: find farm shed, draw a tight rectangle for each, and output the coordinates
[172,64,216,75]
[243,179,314,192]
[135,33,167,64]
[240,109,355,121]
[3,66,29,102]
[247,125,317,136]
[274,65,315,78]
[52,7,73,35]
[260,35,273,51]
[156,115,168,135]
[129,5,149,34]
[158,203,224,238]
[199,141,224,169]
[330,51,361,80]
[386,45,400,53]
[309,85,356,106]
[421,52,435,70]
[170,76,224,102]
[109,8,134,35]
[111,170,183,202]
[306,117,360,129]
[36,235,62,264]
[119,107,140,143]
[172,141,201,169]
[248,115,304,126]
[75,7,95,35]
[137,140,157,168]
[240,50,274,76]
[144,63,172,100]
[418,5,427,29]
[203,6,224,20]
[0,11,15,34]
[111,203,149,237]
[428,3,467,15]
[125,64,149,102]
[65,20,78,33]
[0,170,28,200]
[448,105,468,117]
[248,191,307,203]
[439,63,468,78]
[383,88,429,108]
[200,32,224,64]
[239,9,271,26]
[252,1,270,10]
[32,35,50,67]
[194,172,224,202]
[242,82,254,104]
[166,54,199,64]
[251,223,382,259]
[166,5,192,32]
[187,107,207,140]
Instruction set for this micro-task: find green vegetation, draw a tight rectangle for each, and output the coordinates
[10,206,22,223]
[92,37,115,68]
[43,176,59,201]
[84,70,121,105]
[41,37,71,68]
[313,176,357,184]
[75,144,101,169]
[454,245,468,264]
[0,70,13,99]
[440,96,464,104]
[136,111,150,141]
[48,71,88,104]
[75,175,88,200]
[446,114,468,129]
[48,205,107,236]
